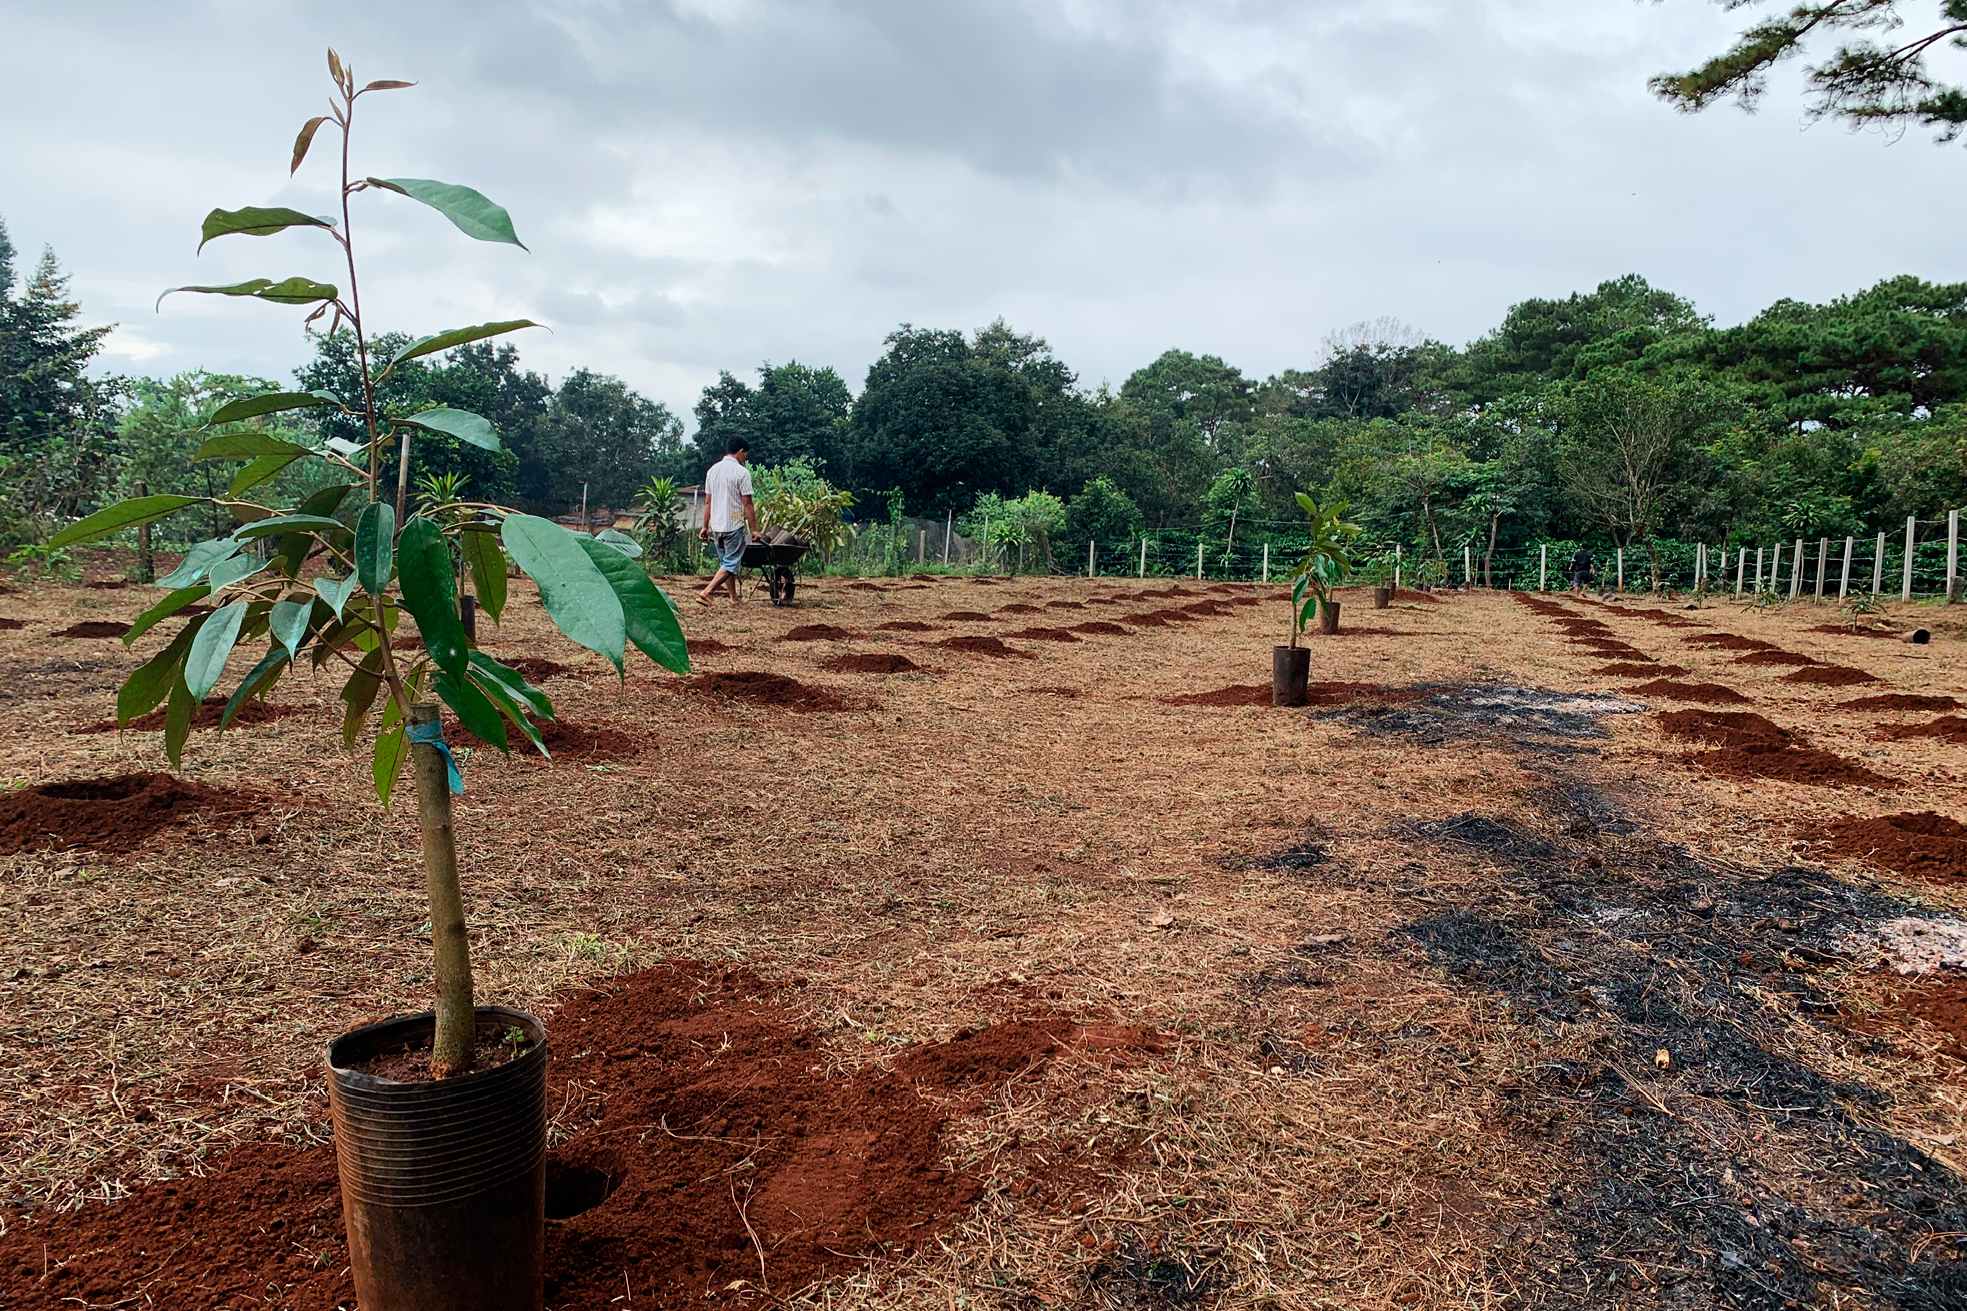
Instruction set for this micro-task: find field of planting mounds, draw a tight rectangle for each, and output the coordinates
[2,570,1966,1309]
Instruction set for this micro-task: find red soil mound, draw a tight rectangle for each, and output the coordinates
[0,965,1146,1311]
[503,656,580,683]
[459,718,645,761]
[1006,626,1081,642]
[909,572,940,581]
[1044,600,1086,610]
[1782,665,1880,686]
[1577,642,1649,659]
[1595,663,1681,678]
[1839,694,1964,712]
[1735,650,1818,666]
[1878,716,1967,744]
[998,603,1045,614]
[1140,608,1201,624]
[694,670,847,709]
[686,637,737,655]
[1071,620,1132,635]
[0,773,261,855]
[1689,743,1896,789]
[57,620,130,639]
[84,579,130,590]
[0,617,22,631]
[1813,812,1967,882]
[875,620,939,632]
[1683,633,1774,651]
[827,653,922,674]
[941,634,1033,658]
[1654,709,1797,748]
[1627,680,1751,705]
[76,698,303,734]
[1117,611,1174,627]
[780,624,854,641]
[941,611,991,622]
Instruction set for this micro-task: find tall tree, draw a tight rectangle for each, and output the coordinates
[1558,374,1724,588]
[689,361,853,477]
[536,368,684,511]
[1462,275,1708,399]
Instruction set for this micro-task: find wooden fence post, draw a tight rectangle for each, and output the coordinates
[1539,544,1548,592]
[1873,531,1886,595]
[1396,544,1403,590]
[1903,516,1916,601]
[1616,547,1624,593]
[1949,509,1961,603]
[1839,536,1853,599]
[1734,547,1745,595]
[1196,541,1204,580]
[1262,542,1270,583]
[1814,538,1827,600]
[1088,538,1096,578]
[1790,538,1804,599]
[1138,537,1147,578]
[1463,545,1472,588]
[1754,546,1763,593]
[943,510,952,565]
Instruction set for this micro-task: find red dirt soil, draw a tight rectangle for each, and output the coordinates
[1839,694,1965,712]
[998,603,1045,614]
[502,656,581,682]
[1813,812,1967,882]
[0,773,262,856]
[0,617,22,631]
[1809,623,1902,639]
[693,670,848,709]
[940,611,991,622]
[1044,600,1086,610]
[1877,716,1967,745]
[75,698,303,734]
[1071,621,1132,635]
[875,620,940,632]
[846,581,883,591]
[1688,742,1897,789]
[1006,626,1081,642]
[1654,709,1798,748]
[0,964,1160,1311]
[1595,663,1682,678]
[1160,682,1422,708]
[1683,634,1775,651]
[780,624,855,642]
[56,620,130,639]
[686,637,738,655]
[1627,680,1751,705]
[941,635,1033,658]
[1781,665,1880,686]
[826,653,923,674]
[1735,650,1819,666]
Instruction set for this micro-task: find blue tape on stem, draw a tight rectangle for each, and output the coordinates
[407,719,464,795]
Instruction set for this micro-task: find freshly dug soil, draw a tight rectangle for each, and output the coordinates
[76,698,303,734]
[693,670,848,709]
[1813,812,1967,882]
[875,620,939,632]
[1735,650,1818,666]
[1071,621,1132,635]
[349,1030,528,1083]
[1683,633,1775,651]
[1627,680,1751,705]
[1577,643,1650,660]
[941,611,991,622]
[1044,600,1086,610]
[57,620,130,639]
[0,617,23,631]
[1689,742,1897,789]
[687,637,738,655]
[1005,626,1081,642]
[780,624,854,642]
[997,603,1045,614]
[1161,684,1270,706]
[503,656,580,683]
[1595,663,1682,678]
[1117,611,1175,627]
[1781,665,1880,686]
[1160,682,1421,708]
[532,720,646,761]
[941,635,1033,658]
[0,773,261,855]
[1654,709,1797,749]
[1877,716,1967,745]
[1839,693,1964,712]
[826,653,922,674]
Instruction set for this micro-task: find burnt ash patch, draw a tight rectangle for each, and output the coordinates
[1315,685,1646,750]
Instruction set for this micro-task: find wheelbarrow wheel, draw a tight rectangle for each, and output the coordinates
[769,565,797,606]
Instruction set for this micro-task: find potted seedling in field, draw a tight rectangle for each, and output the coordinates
[1360,547,1398,609]
[1272,495,1358,705]
[48,52,689,1311]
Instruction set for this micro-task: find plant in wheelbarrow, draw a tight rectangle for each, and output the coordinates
[1273,494,1357,706]
[47,52,689,1311]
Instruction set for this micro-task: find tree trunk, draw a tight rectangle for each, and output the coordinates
[409,702,475,1078]
[1423,493,1445,565]
[1483,511,1499,588]
[1645,540,1662,593]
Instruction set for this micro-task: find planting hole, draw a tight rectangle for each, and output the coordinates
[545,1161,620,1220]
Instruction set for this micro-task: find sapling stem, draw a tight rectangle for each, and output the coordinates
[408,701,475,1077]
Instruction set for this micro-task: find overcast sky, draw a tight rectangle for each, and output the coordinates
[5,0,1967,424]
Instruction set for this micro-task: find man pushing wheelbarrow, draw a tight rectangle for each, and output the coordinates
[698,436,761,606]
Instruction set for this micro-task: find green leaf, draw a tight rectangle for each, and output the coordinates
[206,554,269,593]
[503,514,625,671]
[198,206,336,251]
[386,320,539,373]
[340,649,386,750]
[281,482,355,574]
[466,664,546,756]
[49,495,204,549]
[396,518,468,681]
[291,115,329,175]
[314,574,360,619]
[193,432,312,463]
[594,527,642,558]
[577,534,689,674]
[268,599,312,662]
[164,677,195,768]
[461,527,507,621]
[220,648,289,729]
[376,178,527,248]
[373,722,410,806]
[207,390,341,427]
[156,538,241,589]
[355,502,396,597]
[433,667,508,753]
[184,601,249,700]
[233,513,348,542]
[229,451,308,496]
[395,406,499,450]
[469,651,553,720]
[118,616,204,724]
[299,483,355,519]
[126,586,209,644]
[159,277,337,309]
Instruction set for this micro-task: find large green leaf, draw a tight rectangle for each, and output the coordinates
[126,586,209,644]
[355,502,395,596]
[394,407,499,451]
[314,573,360,619]
[220,648,290,729]
[279,482,356,575]
[118,616,205,724]
[375,178,527,248]
[577,534,689,674]
[373,721,410,806]
[465,664,546,756]
[164,677,196,768]
[460,525,508,621]
[206,554,269,593]
[207,390,340,427]
[502,514,625,670]
[159,277,337,308]
[340,649,386,750]
[155,538,241,589]
[432,668,508,753]
[184,601,249,700]
[49,495,204,549]
[469,651,553,720]
[198,206,336,251]
[593,527,642,558]
[193,432,312,463]
[395,518,468,680]
[229,451,308,496]
[233,513,348,542]
[386,320,539,373]
[268,598,312,662]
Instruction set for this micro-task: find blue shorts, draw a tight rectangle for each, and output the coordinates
[714,528,749,573]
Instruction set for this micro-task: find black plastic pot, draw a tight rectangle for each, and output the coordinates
[327,1006,549,1311]
[1372,586,1391,610]
[1272,645,1310,706]
[1318,599,1342,635]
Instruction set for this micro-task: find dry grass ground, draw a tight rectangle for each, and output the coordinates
[1,572,1964,1308]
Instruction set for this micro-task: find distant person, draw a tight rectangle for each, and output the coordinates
[1567,546,1595,595]
[697,437,760,606]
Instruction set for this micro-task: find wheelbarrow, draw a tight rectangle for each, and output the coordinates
[741,537,810,606]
